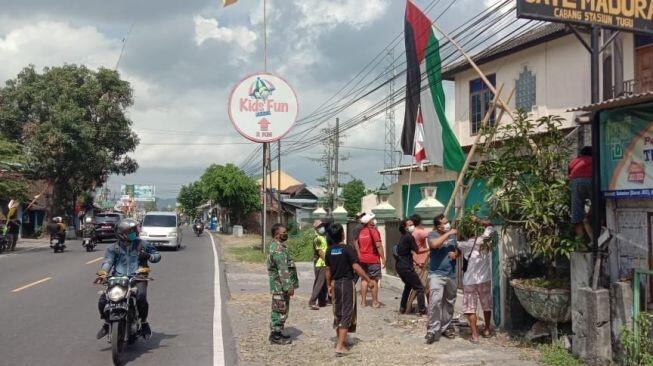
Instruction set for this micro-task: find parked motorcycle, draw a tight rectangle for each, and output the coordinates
[101,276,150,366]
[193,222,204,237]
[0,234,7,253]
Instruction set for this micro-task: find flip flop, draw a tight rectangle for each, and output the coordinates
[335,351,348,357]
[470,338,480,344]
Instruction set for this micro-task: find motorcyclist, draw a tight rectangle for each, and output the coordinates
[94,218,161,340]
[193,218,204,232]
[48,217,66,248]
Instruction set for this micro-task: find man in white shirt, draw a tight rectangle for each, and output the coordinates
[458,225,494,344]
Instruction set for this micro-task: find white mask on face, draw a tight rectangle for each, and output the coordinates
[443,223,451,232]
[407,225,416,233]
[318,227,325,235]
[371,219,377,226]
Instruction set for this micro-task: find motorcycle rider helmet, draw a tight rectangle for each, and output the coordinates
[115,218,139,241]
[84,217,93,224]
[53,216,63,223]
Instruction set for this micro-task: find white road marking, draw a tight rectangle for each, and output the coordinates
[85,257,103,265]
[209,233,225,366]
[11,277,52,293]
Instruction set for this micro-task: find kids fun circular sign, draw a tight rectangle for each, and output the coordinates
[228,72,299,143]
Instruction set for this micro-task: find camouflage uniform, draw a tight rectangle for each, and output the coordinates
[268,240,299,332]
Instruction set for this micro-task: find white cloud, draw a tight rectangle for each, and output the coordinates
[193,15,258,61]
[0,21,120,81]
[294,0,389,30]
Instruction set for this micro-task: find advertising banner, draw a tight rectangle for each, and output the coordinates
[517,0,653,35]
[228,72,299,143]
[600,102,653,198]
[133,185,156,202]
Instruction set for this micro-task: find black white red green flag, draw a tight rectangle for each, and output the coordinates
[400,0,464,172]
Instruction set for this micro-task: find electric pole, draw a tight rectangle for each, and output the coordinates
[333,118,340,212]
[384,48,397,185]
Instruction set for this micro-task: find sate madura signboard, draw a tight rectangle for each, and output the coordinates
[517,0,653,34]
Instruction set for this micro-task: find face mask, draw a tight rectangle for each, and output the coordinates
[443,223,451,232]
[280,234,288,242]
[127,232,137,241]
[407,225,416,233]
[372,219,377,226]
[318,227,325,235]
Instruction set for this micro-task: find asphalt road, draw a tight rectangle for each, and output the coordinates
[0,227,235,366]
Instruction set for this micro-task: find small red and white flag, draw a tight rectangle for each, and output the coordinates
[414,105,426,167]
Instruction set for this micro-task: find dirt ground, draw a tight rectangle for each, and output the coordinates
[218,233,540,366]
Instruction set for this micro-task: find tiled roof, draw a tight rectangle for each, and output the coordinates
[442,23,571,79]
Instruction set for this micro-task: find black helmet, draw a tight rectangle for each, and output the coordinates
[115,218,139,241]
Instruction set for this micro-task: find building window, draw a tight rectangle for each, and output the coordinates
[469,74,496,135]
[515,66,536,112]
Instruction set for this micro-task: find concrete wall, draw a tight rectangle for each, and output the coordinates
[387,166,457,219]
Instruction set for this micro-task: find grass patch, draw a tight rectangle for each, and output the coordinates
[539,341,583,366]
[227,246,266,263]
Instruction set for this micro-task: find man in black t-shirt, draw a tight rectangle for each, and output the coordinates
[6,216,20,251]
[325,223,372,356]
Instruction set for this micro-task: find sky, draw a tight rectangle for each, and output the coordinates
[0,0,497,199]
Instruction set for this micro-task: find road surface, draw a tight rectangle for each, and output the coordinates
[0,227,235,366]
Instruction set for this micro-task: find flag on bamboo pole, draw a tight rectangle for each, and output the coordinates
[400,0,464,172]
[414,105,426,167]
[223,0,238,7]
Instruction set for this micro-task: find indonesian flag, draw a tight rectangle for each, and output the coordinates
[223,0,238,7]
[400,0,464,172]
[414,105,426,166]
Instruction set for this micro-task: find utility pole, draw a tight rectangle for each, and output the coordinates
[384,48,397,185]
[333,118,340,212]
[277,140,281,224]
[261,143,267,252]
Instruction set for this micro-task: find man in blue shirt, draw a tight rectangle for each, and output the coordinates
[425,214,458,344]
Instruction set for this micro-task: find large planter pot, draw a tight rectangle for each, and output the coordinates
[510,278,571,323]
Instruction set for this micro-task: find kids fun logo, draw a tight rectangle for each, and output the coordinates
[239,77,289,119]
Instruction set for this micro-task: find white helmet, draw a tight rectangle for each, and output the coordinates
[85,217,93,224]
[53,217,63,223]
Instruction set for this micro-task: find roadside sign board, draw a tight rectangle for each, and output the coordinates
[516,0,653,35]
[120,184,155,202]
[600,102,653,198]
[228,72,299,143]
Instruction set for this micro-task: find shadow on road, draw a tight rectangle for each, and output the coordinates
[100,332,178,365]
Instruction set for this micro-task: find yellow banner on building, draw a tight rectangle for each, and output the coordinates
[517,0,653,35]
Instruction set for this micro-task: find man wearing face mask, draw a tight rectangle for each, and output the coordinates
[94,218,161,340]
[267,223,299,344]
[424,214,459,344]
[308,220,329,310]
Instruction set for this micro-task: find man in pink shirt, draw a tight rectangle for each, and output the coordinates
[406,214,430,313]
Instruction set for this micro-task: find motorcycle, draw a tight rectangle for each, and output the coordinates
[102,276,151,366]
[50,234,66,253]
[0,234,7,253]
[82,227,97,252]
[193,222,204,237]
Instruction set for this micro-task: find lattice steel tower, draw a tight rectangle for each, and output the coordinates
[384,48,397,185]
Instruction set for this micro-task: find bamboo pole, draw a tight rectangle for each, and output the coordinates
[455,87,515,222]
[430,22,514,121]
[405,104,421,218]
[443,84,505,218]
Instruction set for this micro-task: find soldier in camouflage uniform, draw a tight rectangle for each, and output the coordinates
[267,223,299,345]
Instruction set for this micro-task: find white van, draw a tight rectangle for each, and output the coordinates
[139,211,182,250]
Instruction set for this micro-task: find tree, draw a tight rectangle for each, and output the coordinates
[177,181,205,218]
[199,164,259,224]
[0,65,139,215]
[342,179,366,217]
[470,112,579,274]
[0,137,27,201]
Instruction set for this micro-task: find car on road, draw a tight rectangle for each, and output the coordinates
[94,212,125,242]
[139,211,182,250]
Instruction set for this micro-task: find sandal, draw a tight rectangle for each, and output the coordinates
[470,337,480,344]
[309,305,319,310]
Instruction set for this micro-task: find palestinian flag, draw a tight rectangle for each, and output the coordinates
[401,0,464,172]
[223,0,238,7]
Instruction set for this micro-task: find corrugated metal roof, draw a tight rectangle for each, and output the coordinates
[442,23,571,79]
[567,92,653,112]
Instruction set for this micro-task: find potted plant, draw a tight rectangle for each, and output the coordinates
[469,111,581,328]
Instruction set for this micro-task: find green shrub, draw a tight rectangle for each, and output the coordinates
[539,340,583,366]
[286,228,316,262]
[621,312,653,366]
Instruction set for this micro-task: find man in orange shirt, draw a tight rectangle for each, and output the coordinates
[406,214,430,313]
[355,213,385,308]
[568,146,592,241]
